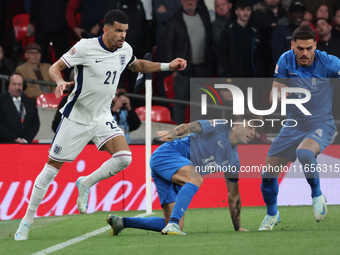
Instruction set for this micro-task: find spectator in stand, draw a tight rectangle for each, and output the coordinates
[0,45,13,94]
[164,0,213,124]
[252,0,288,77]
[111,83,141,144]
[153,0,182,99]
[0,73,40,143]
[28,0,69,64]
[270,1,305,67]
[218,0,264,77]
[0,45,12,77]
[105,0,149,109]
[15,43,55,99]
[301,10,313,27]
[332,7,340,39]
[212,0,232,76]
[66,0,110,39]
[212,0,232,47]
[311,4,333,41]
[315,18,340,59]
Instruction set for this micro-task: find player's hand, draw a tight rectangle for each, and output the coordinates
[115,95,131,111]
[157,5,167,13]
[157,130,177,142]
[236,227,249,232]
[169,58,187,71]
[55,81,74,98]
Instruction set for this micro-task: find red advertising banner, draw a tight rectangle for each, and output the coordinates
[1,144,339,220]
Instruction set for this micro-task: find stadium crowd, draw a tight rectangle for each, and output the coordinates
[1,0,340,143]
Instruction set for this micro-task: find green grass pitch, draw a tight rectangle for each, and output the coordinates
[1,206,340,255]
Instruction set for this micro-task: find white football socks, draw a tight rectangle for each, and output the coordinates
[23,164,59,224]
[82,150,132,188]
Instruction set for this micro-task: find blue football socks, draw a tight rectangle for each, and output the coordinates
[123,217,166,232]
[169,182,199,224]
[296,149,321,198]
[261,171,279,216]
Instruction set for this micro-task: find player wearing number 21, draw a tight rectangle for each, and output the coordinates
[258,26,340,231]
[14,9,186,241]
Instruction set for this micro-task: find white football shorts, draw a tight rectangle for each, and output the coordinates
[49,115,124,162]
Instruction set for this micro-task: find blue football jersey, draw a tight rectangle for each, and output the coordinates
[167,120,240,175]
[274,50,340,127]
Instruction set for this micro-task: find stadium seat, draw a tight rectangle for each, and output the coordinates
[12,14,35,57]
[36,93,66,109]
[135,106,177,125]
[163,75,174,107]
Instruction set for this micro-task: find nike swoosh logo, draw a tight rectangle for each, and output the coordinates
[218,141,224,148]
[109,172,115,176]
[288,71,297,75]
[35,185,42,189]
[95,60,103,63]
[320,205,326,215]
[181,208,185,213]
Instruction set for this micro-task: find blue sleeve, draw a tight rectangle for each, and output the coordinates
[197,120,226,136]
[328,55,340,78]
[274,53,289,78]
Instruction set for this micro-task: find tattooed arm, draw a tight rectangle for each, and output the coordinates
[157,121,203,142]
[225,177,248,231]
[49,59,74,98]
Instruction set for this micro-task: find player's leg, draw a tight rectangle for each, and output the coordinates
[296,138,321,198]
[78,120,132,213]
[161,165,202,235]
[14,159,63,241]
[297,124,334,222]
[106,172,178,235]
[106,202,186,236]
[14,117,89,240]
[258,155,289,231]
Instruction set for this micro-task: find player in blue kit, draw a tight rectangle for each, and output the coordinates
[258,26,340,231]
[107,113,261,235]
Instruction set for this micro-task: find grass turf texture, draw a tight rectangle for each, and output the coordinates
[1,206,340,255]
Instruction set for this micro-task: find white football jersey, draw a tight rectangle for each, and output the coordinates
[60,36,136,125]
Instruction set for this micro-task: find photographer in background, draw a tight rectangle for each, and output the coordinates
[111,84,141,144]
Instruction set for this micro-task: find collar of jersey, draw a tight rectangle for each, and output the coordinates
[98,35,118,53]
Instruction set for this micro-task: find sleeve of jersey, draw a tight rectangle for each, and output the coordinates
[273,54,289,85]
[61,39,87,68]
[127,55,136,67]
[197,120,224,135]
[328,55,340,78]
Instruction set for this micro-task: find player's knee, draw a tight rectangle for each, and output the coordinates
[296,149,315,165]
[190,177,204,188]
[113,150,132,170]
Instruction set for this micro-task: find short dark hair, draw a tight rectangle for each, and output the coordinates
[292,26,316,41]
[235,0,251,9]
[104,9,128,26]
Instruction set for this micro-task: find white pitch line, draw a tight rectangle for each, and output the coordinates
[31,212,154,255]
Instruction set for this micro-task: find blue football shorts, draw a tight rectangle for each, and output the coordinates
[268,121,335,162]
[150,143,192,206]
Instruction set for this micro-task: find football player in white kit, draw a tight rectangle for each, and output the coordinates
[14,9,187,241]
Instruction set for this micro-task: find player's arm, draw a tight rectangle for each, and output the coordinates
[225,178,248,231]
[49,59,74,98]
[157,121,203,142]
[127,58,187,73]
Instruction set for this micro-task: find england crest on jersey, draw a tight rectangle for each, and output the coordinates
[54,144,62,155]
[120,55,126,66]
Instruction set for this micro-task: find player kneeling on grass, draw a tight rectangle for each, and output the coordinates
[107,113,261,235]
